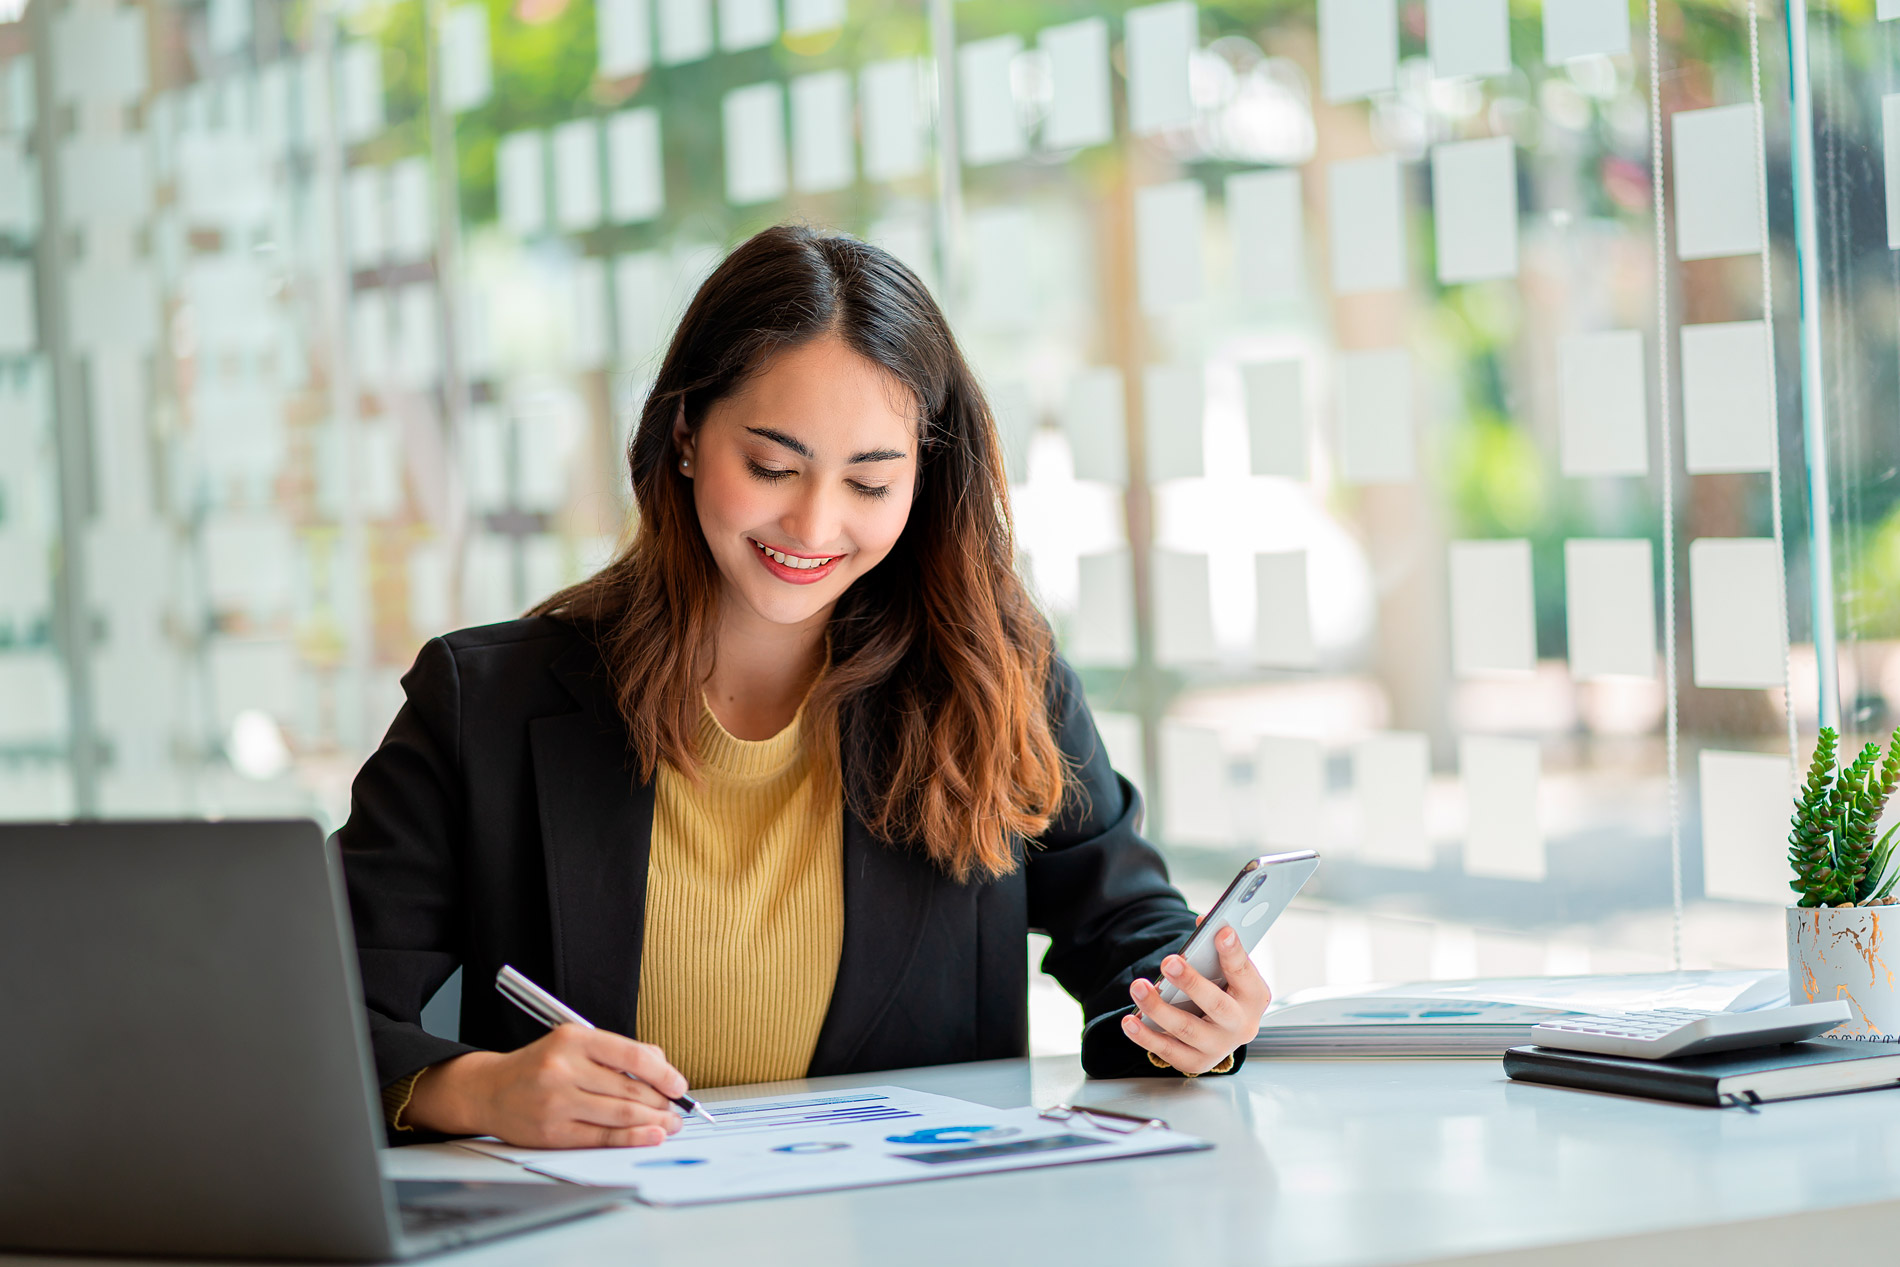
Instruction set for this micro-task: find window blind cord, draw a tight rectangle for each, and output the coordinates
[1648,0,1685,969]
[1748,0,1800,791]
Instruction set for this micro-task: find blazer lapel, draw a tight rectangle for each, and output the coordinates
[530,640,652,1036]
[807,808,938,1075]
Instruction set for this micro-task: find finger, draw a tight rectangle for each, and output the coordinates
[575,1066,678,1111]
[572,1089,682,1136]
[1195,912,1205,927]
[577,1122,671,1149]
[536,1027,671,1106]
[1131,974,1220,1043]
[1214,927,1272,1012]
[1159,953,1242,1030]
[582,1030,689,1099]
[1120,1010,1212,1075]
[1129,977,1223,1051]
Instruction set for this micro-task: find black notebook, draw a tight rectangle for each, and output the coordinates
[1504,1039,1900,1107]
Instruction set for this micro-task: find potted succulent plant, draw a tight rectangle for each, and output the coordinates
[1786,726,1900,1040]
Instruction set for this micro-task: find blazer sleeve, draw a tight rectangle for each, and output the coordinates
[333,637,480,1103]
[1025,658,1247,1080]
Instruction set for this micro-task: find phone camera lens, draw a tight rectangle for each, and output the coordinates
[1240,875,1266,902]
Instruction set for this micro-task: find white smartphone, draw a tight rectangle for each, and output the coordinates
[1143,849,1319,1029]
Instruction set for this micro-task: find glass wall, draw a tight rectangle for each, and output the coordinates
[0,0,1877,1047]
[1811,12,1900,767]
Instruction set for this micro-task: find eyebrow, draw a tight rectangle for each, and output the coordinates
[745,426,908,465]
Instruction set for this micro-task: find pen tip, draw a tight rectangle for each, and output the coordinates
[694,1103,719,1125]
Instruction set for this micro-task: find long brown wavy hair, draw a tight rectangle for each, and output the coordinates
[531,224,1069,880]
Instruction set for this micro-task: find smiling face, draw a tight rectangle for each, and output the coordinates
[675,334,921,634]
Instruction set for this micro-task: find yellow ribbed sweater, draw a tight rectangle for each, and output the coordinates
[382,697,843,1128]
[634,696,844,1089]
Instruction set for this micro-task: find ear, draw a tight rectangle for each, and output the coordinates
[670,400,694,469]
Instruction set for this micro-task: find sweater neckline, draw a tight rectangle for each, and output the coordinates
[694,696,810,781]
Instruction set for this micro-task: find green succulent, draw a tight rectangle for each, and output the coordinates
[1788,728,1838,902]
[1788,726,1900,908]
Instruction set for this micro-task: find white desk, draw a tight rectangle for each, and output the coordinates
[13,1055,1900,1266]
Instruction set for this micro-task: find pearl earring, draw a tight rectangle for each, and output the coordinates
[680,457,690,469]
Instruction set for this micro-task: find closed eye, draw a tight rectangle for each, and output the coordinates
[744,458,794,483]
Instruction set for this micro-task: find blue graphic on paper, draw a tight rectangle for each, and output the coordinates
[771,1141,850,1155]
[884,1125,1020,1146]
[634,1157,709,1168]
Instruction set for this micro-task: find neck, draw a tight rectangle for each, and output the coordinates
[702,587,830,741]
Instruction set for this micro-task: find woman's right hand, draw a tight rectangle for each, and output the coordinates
[403,1024,689,1148]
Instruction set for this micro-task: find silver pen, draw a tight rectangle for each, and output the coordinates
[495,964,718,1125]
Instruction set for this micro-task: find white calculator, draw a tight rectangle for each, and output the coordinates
[1529,1000,1854,1060]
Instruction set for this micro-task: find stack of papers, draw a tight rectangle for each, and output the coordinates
[459,1085,1209,1204]
[1250,997,1566,1056]
[1248,971,1787,1058]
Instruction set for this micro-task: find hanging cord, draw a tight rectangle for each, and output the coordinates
[1747,0,1800,786]
[1646,0,1684,969]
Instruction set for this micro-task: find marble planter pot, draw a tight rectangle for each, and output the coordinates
[1787,904,1900,1040]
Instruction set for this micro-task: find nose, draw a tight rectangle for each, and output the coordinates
[780,477,846,554]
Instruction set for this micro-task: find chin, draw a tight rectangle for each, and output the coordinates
[735,573,848,627]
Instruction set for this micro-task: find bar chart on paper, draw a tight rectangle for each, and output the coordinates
[458,1085,1209,1204]
[660,1087,939,1135]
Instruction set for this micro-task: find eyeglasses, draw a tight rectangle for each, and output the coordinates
[1037,1104,1169,1135]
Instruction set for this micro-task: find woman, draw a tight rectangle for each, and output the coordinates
[339,225,1270,1148]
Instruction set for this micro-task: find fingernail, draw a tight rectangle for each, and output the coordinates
[1122,1015,1139,1032]
[1132,978,1151,997]
[1162,957,1183,977]
[1220,929,1238,948]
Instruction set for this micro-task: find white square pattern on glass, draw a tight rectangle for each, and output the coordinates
[1460,735,1545,880]
[1227,169,1303,302]
[1135,180,1205,311]
[1255,551,1317,668]
[959,36,1026,166]
[1427,0,1510,78]
[1040,18,1112,150]
[1433,137,1518,284]
[1356,732,1431,868]
[1564,538,1656,680]
[1672,104,1765,260]
[1448,539,1535,676]
[1700,749,1796,903]
[1242,359,1305,479]
[1125,1,1197,135]
[723,82,787,206]
[1319,0,1397,101]
[1328,154,1407,294]
[1557,330,1648,477]
[1680,321,1774,474]
[1335,348,1412,483]
[1688,537,1786,689]
[1543,0,1629,62]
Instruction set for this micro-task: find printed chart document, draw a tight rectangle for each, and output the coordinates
[459,1085,1210,1204]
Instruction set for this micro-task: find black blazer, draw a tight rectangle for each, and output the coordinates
[336,616,1241,1120]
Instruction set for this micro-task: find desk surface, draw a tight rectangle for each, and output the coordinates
[12,1055,1900,1267]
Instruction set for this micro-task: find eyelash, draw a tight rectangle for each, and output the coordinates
[744,458,891,501]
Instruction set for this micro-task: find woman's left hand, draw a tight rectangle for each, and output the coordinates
[1119,925,1271,1075]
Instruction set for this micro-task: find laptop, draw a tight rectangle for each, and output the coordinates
[0,819,626,1260]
